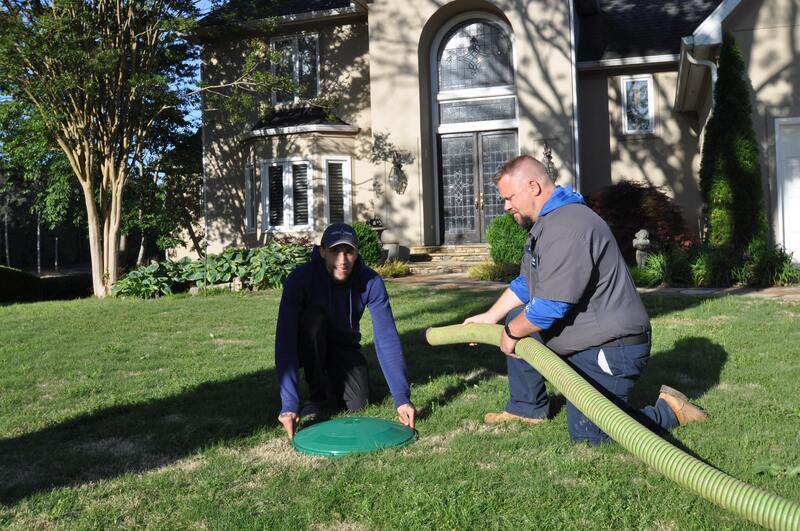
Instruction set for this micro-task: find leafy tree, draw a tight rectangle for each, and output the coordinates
[0,1,202,295]
[0,99,81,271]
[699,32,768,253]
[0,172,25,266]
[0,2,328,295]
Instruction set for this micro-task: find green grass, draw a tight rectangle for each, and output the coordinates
[1,286,799,529]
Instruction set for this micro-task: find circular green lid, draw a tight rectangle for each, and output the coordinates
[292,417,416,457]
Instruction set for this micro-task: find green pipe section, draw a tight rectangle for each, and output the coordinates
[425,324,800,531]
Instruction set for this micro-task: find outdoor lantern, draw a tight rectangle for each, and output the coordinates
[389,151,408,194]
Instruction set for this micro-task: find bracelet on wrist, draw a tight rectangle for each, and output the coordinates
[504,322,526,341]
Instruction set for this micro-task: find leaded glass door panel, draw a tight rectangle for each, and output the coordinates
[440,130,518,243]
[480,131,518,232]
[440,134,478,243]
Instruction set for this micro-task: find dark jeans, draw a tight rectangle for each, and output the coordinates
[504,308,677,444]
[298,306,369,412]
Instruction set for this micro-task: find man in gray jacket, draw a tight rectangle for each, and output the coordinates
[465,155,707,444]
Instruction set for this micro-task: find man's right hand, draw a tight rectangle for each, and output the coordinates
[463,312,499,325]
[278,411,299,440]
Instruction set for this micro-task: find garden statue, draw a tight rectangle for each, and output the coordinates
[633,229,651,268]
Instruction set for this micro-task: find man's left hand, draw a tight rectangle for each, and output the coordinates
[500,329,520,358]
[397,403,416,429]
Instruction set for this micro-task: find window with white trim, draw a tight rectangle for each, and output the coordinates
[261,159,313,230]
[323,156,352,224]
[621,75,655,135]
[271,33,319,105]
[434,18,518,135]
[244,164,258,232]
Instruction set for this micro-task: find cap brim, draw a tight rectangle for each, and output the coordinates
[324,239,358,250]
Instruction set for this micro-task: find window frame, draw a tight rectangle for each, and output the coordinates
[322,155,352,224]
[270,32,321,106]
[244,163,257,233]
[620,74,656,136]
[260,157,314,232]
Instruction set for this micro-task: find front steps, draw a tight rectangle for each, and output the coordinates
[406,244,490,274]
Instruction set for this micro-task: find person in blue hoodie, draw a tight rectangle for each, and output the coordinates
[275,223,416,440]
[464,155,707,444]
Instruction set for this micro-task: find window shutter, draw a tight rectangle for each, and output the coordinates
[268,165,284,226]
[292,164,309,225]
[244,166,254,230]
[328,162,345,223]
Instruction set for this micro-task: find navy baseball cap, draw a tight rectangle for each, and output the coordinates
[321,223,359,250]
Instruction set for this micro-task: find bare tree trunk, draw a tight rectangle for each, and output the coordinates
[3,212,9,266]
[37,212,41,275]
[54,236,59,272]
[81,182,106,298]
[136,233,146,267]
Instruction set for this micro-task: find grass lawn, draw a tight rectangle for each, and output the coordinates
[1,285,799,529]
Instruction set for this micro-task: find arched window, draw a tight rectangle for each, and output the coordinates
[430,15,519,244]
[433,17,518,134]
[439,20,513,91]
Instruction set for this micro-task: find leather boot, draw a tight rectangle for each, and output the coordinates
[659,385,708,425]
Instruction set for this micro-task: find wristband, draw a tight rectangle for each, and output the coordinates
[504,322,527,341]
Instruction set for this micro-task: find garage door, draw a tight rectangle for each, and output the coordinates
[777,118,800,263]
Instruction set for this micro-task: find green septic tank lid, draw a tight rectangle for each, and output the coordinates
[292,417,416,457]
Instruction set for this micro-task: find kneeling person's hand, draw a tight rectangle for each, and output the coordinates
[278,411,299,440]
[397,403,416,430]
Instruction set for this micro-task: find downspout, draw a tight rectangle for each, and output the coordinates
[684,36,718,107]
[568,0,581,191]
[681,36,718,237]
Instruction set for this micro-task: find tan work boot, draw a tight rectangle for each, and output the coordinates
[659,385,708,426]
[484,411,547,425]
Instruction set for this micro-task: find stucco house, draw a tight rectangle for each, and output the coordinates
[190,0,800,266]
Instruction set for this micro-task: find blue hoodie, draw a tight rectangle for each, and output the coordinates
[509,185,586,329]
[275,247,409,414]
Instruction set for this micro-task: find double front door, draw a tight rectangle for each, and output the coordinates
[440,130,518,243]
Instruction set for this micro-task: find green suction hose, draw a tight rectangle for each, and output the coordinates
[425,324,800,531]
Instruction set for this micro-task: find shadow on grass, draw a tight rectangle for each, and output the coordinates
[0,289,723,505]
[0,288,505,505]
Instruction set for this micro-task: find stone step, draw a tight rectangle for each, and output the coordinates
[409,244,489,254]
[410,252,490,263]
[407,260,488,275]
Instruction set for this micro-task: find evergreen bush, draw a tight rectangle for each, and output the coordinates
[699,32,768,253]
[585,181,690,263]
[352,221,382,267]
[486,214,528,264]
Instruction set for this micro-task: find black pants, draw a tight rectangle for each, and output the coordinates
[298,306,369,412]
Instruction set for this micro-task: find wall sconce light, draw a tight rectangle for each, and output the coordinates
[388,151,408,194]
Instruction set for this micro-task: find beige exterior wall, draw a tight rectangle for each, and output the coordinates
[579,68,703,235]
[723,0,800,241]
[367,0,576,245]
[195,0,578,253]
[187,19,373,259]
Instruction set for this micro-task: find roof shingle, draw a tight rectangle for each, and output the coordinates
[578,0,721,62]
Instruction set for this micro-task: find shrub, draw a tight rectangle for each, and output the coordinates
[690,248,733,287]
[585,181,690,264]
[629,266,653,288]
[731,239,799,287]
[114,240,312,298]
[699,32,768,253]
[248,242,310,289]
[353,221,382,266]
[112,261,175,298]
[374,259,411,278]
[0,265,42,303]
[467,261,519,282]
[486,214,528,264]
